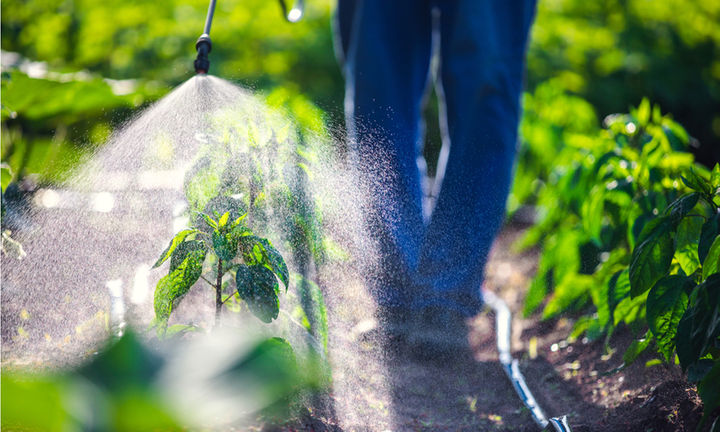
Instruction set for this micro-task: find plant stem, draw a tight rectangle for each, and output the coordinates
[200,275,215,288]
[215,258,223,326]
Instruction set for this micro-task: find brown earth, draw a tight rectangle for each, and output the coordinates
[287,224,712,432]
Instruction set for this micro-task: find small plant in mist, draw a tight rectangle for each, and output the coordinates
[152,193,289,336]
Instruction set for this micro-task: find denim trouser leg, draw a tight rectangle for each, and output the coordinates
[417,0,537,316]
[336,0,536,313]
[338,0,433,308]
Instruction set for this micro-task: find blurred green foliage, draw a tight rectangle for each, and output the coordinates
[1,331,314,430]
[2,0,719,187]
[527,0,720,162]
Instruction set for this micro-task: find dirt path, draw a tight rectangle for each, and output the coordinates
[305,225,707,432]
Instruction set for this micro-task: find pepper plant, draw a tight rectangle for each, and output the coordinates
[152,194,289,335]
[624,166,720,425]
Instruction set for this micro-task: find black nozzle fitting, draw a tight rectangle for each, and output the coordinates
[194,34,212,74]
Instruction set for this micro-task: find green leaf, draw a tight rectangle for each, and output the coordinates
[239,236,289,289]
[543,274,592,319]
[79,331,163,392]
[698,362,720,423]
[217,211,230,227]
[629,217,675,297]
[152,228,198,268]
[608,269,631,321]
[623,331,651,366]
[676,275,720,371]
[236,264,280,323]
[674,215,703,275]
[581,185,604,243]
[711,163,720,189]
[681,168,713,196]
[230,213,248,228]
[212,229,238,262]
[664,193,699,224]
[199,212,218,230]
[154,247,206,326]
[687,359,715,383]
[699,214,720,264]
[702,235,720,280]
[646,275,692,362]
[169,240,206,272]
[257,238,290,289]
[0,163,12,193]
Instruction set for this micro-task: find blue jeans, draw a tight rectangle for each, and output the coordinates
[336,0,536,316]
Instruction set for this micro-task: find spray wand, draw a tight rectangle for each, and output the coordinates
[194,0,305,74]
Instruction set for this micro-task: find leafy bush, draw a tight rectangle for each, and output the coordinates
[518,95,720,421]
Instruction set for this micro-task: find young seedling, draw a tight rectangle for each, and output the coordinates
[152,196,289,336]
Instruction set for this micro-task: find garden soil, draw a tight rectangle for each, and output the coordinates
[288,224,710,432]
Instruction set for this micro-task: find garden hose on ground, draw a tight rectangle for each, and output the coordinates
[193,0,305,74]
[483,290,573,432]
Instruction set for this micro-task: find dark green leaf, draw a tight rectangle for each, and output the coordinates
[698,362,720,422]
[646,275,692,362]
[154,248,206,326]
[153,229,198,268]
[664,193,699,224]
[681,168,712,196]
[257,238,289,289]
[239,236,289,289]
[169,240,206,272]
[702,235,720,280]
[608,269,631,321]
[212,229,238,262]
[236,264,280,323]
[676,274,720,371]
[687,359,715,383]
[629,217,675,297]
[699,214,720,264]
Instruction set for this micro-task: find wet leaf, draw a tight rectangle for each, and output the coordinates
[212,229,238,262]
[236,264,279,323]
[169,240,206,272]
[153,229,198,268]
[154,247,206,326]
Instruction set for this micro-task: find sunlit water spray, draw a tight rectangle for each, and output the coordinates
[1,75,403,429]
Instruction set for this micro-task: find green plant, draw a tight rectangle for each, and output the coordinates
[625,166,720,425]
[152,194,289,334]
[519,97,720,424]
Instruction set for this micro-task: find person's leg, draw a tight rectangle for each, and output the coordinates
[417,0,537,316]
[338,0,434,308]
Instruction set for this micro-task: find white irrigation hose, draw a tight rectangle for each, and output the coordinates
[483,289,573,432]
